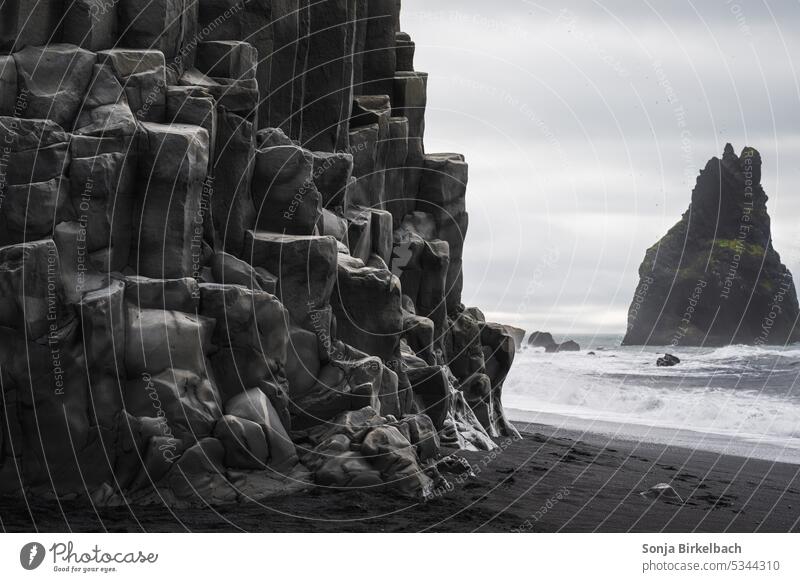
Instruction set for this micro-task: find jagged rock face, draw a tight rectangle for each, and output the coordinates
[0,0,519,505]
[624,145,800,346]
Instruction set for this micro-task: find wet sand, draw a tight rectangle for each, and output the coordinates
[3,424,799,532]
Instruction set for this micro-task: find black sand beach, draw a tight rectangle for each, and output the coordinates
[3,424,799,533]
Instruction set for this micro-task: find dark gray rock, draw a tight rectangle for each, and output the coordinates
[209,107,256,255]
[62,0,118,51]
[131,122,210,278]
[656,353,681,367]
[98,49,167,123]
[252,145,320,235]
[13,43,96,128]
[0,0,520,505]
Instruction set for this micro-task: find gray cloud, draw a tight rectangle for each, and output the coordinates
[402,0,800,333]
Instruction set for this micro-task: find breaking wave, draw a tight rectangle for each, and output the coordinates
[505,338,800,448]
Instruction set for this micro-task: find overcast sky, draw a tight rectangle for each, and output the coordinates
[401,0,800,335]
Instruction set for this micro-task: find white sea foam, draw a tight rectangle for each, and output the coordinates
[505,341,800,456]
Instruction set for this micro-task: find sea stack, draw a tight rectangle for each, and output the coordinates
[623,144,800,346]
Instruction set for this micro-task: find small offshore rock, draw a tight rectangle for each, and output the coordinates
[656,353,681,367]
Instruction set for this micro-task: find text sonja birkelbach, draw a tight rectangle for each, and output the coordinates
[642,542,743,556]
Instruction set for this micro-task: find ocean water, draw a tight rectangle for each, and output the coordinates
[504,334,800,463]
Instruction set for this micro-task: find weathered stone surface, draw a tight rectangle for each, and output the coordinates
[13,44,96,128]
[393,71,427,206]
[210,108,256,255]
[124,367,222,440]
[0,0,521,505]
[80,280,126,428]
[196,40,257,82]
[289,351,398,428]
[418,153,469,313]
[371,208,394,264]
[257,127,294,148]
[393,413,440,461]
[62,0,118,51]
[300,0,357,152]
[314,449,383,489]
[53,221,110,301]
[312,151,353,210]
[319,208,348,241]
[0,319,96,497]
[285,325,323,398]
[361,425,432,498]
[0,239,72,339]
[69,152,136,270]
[118,0,198,75]
[197,0,277,127]
[395,32,415,72]
[115,414,182,493]
[225,389,298,471]
[167,86,217,163]
[332,254,403,361]
[445,310,486,389]
[351,0,368,93]
[265,0,306,134]
[402,310,436,366]
[407,365,451,431]
[305,405,385,446]
[124,276,199,313]
[1,115,69,187]
[210,250,272,291]
[74,64,138,140]
[209,80,258,118]
[252,145,320,235]
[345,207,372,262]
[624,145,800,346]
[98,49,167,122]
[199,282,288,363]
[0,56,17,115]
[244,231,338,324]
[384,116,410,222]
[350,95,392,208]
[0,179,70,245]
[479,322,521,439]
[213,414,270,470]
[0,0,63,53]
[131,122,209,278]
[394,213,450,343]
[161,438,237,506]
[348,123,380,207]
[393,72,427,147]
[125,307,214,376]
[502,324,526,350]
[361,0,399,97]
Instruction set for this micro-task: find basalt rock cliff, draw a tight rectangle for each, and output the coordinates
[0,0,518,506]
[623,144,800,346]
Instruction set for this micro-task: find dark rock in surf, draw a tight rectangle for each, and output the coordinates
[656,353,680,367]
[545,340,581,353]
[528,331,580,353]
[527,331,556,348]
